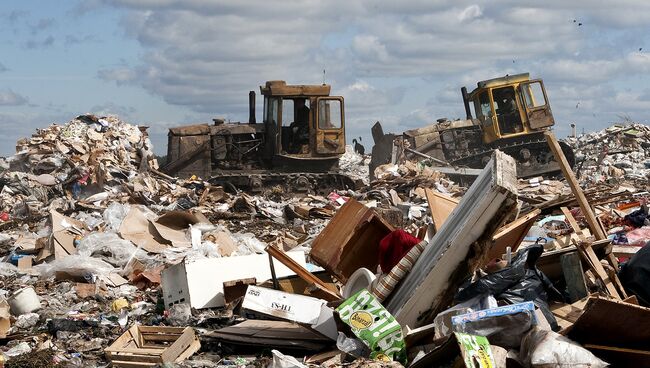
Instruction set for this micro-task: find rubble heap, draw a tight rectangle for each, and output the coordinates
[0,115,162,220]
[567,123,650,186]
[0,117,649,368]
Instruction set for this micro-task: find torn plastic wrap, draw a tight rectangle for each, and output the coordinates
[77,232,150,268]
[455,243,563,331]
[520,327,608,368]
[33,254,115,279]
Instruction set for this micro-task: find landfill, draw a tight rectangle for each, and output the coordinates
[0,114,649,368]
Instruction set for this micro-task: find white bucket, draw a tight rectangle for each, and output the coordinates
[8,287,41,315]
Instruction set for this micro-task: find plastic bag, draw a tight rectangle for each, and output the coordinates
[167,303,191,326]
[520,327,608,368]
[103,203,131,231]
[77,232,148,267]
[231,232,266,255]
[455,243,563,331]
[336,332,370,358]
[619,241,650,306]
[452,302,538,350]
[433,295,497,340]
[34,255,115,279]
[271,350,307,368]
[0,262,18,277]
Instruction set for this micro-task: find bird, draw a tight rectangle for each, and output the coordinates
[352,137,365,155]
[576,102,580,109]
[640,47,643,51]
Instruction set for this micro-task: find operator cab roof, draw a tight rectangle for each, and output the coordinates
[470,73,531,95]
[260,80,331,97]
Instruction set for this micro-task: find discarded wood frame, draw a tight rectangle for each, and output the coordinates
[105,325,200,367]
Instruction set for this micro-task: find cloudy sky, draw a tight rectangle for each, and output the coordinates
[1,1,649,155]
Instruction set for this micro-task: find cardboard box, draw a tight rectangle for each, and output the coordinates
[162,250,307,309]
[242,285,326,325]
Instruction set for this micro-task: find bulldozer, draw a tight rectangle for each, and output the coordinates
[162,80,358,192]
[369,73,575,179]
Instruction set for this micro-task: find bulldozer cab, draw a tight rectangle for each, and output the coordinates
[467,73,554,144]
[260,81,345,159]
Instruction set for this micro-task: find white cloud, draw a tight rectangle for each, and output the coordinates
[97,67,137,85]
[458,5,482,22]
[93,0,650,142]
[0,90,28,106]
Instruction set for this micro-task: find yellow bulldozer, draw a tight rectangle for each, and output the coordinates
[370,73,575,179]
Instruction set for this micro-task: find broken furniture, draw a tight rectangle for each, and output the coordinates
[310,198,394,282]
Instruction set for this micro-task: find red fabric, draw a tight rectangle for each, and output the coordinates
[378,229,420,273]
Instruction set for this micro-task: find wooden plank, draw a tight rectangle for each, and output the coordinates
[206,320,330,351]
[161,328,196,363]
[266,245,340,301]
[107,348,164,355]
[140,334,183,342]
[174,339,201,363]
[561,207,621,299]
[560,207,586,240]
[545,132,606,240]
[488,208,541,262]
[577,242,621,299]
[111,361,157,368]
[561,252,588,303]
[613,245,642,258]
[569,297,650,351]
[584,344,650,366]
[138,326,186,334]
[424,188,458,231]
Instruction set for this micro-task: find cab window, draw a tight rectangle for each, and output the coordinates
[318,100,341,129]
[265,98,280,125]
[522,81,547,109]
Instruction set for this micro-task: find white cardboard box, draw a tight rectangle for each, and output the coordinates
[162,250,307,309]
[242,285,326,325]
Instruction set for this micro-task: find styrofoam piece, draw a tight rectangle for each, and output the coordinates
[8,287,41,315]
[161,250,307,309]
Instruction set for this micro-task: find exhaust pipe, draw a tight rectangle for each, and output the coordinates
[461,87,472,120]
[248,91,256,124]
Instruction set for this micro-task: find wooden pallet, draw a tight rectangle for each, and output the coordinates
[105,325,200,367]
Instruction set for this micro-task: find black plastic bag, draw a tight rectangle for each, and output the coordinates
[619,241,650,306]
[455,243,563,331]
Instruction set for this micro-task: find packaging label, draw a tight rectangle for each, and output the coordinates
[336,289,406,363]
[454,332,496,368]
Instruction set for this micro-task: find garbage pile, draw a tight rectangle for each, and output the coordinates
[0,116,649,368]
[567,123,650,186]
